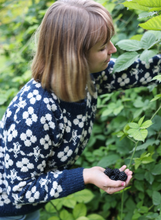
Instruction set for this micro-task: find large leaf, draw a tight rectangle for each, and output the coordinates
[113,52,139,73]
[76,217,89,220]
[140,49,157,63]
[140,32,156,49]
[149,7,161,11]
[87,214,105,220]
[128,122,140,129]
[140,120,153,128]
[152,191,161,206]
[97,154,120,167]
[131,138,159,152]
[135,0,161,7]
[138,12,157,20]
[116,39,142,51]
[73,203,87,219]
[139,15,161,30]
[122,2,150,11]
[144,171,154,184]
[152,164,161,175]
[127,128,148,141]
[152,75,161,82]
[62,197,76,208]
[60,209,74,220]
[72,189,95,203]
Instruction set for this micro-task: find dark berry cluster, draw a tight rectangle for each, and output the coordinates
[104,167,127,181]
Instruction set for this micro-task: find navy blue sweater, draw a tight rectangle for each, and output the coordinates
[0,56,161,216]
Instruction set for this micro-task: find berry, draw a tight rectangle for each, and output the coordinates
[118,171,127,181]
[110,175,117,180]
[104,167,127,182]
[104,167,113,177]
[113,168,120,177]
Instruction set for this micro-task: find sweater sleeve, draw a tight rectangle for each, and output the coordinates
[2,82,85,207]
[92,54,161,95]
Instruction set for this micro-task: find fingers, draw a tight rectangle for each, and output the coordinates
[119,165,133,185]
[106,185,125,194]
[119,165,127,172]
[105,178,125,188]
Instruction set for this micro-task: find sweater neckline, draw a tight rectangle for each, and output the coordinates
[58,98,87,115]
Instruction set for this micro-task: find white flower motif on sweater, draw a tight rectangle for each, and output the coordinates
[20,129,37,147]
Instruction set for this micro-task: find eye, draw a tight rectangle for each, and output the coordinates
[99,43,108,51]
[99,47,106,51]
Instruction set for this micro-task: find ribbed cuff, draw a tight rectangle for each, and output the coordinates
[61,167,85,196]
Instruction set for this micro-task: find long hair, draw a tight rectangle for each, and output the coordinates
[31,0,115,102]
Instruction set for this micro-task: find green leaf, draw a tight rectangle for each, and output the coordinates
[140,32,156,49]
[122,2,150,11]
[128,122,140,129]
[60,210,74,220]
[62,197,76,208]
[73,203,87,219]
[131,138,159,152]
[87,214,105,220]
[97,154,120,167]
[135,0,161,7]
[138,116,145,126]
[117,131,124,138]
[134,159,142,169]
[139,15,161,31]
[134,152,154,169]
[51,199,63,210]
[140,49,157,64]
[101,108,113,117]
[128,128,148,141]
[116,39,142,51]
[152,191,161,206]
[144,171,154,184]
[45,202,57,213]
[76,217,89,220]
[140,120,153,129]
[130,34,143,41]
[113,52,139,73]
[152,75,161,82]
[139,206,149,214]
[138,12,157,20]
[72,189,95,203]
[134,180,144,192]
[146,212,159,219]
[149,7,161,11]
[113,105,124,115]
[0,95,7,105]
[152,164,161,175]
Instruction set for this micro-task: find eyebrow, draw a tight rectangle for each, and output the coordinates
[100,39,108,47]
[100,42,107,48]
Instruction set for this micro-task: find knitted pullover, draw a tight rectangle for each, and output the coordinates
[0,56,161,216]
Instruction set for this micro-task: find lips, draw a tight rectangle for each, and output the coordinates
[105,57,111,63]
[104,59,110,63]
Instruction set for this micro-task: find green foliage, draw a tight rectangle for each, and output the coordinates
[43,189,105,220]
[123,0,161,31]
[114,31,161,72]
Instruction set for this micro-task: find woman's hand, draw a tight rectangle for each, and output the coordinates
[83,165,132,194]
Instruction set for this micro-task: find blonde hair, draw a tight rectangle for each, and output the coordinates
[31,0,115,102]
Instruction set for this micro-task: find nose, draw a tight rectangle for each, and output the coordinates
[108,41,117,55]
